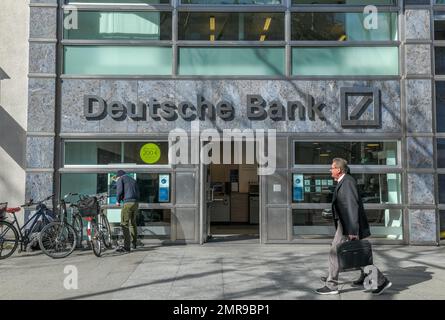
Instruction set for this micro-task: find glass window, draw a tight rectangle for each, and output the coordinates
[61,172,171,204]
[64,141,169,165]
[178,12,284,41]
[294,141,398,166]
[292,209,403,240]
[438,139,445,168]
[435,47,445,75]
[435,12,445,40]
[292,46,399,76]
[64,46,172,75]
[64,11,172,40]
[439,175,445,203]
[436,82,445,132]
[65,142,121,165]
[179,47,285,75]
[292,12,397,41]
[293,0,396,4]
[67,0,170,3]
[137,209,171,238]
[440,210,445,240]
[181,0,281,4]
[406,0,429,3]
[292,173,402,204]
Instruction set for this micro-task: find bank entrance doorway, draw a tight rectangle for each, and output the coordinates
[200,142,261,243]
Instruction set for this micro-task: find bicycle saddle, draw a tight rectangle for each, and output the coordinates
[6,207,20,213]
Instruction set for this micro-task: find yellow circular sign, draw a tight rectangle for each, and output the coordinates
[140,143,161,164]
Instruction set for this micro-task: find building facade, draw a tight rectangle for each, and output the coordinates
[17,0,445,245]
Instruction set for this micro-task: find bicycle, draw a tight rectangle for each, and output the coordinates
[0,195,57,260]
[38,193,78,259]
[76,194,112,257]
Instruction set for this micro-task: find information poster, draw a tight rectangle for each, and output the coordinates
[293,174,304,202]
[159,174,170,203]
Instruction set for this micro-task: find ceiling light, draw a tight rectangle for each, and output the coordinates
[263,17,272,32]
[210,16,215,31]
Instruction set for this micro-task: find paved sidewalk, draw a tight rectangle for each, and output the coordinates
[0,241,444,300]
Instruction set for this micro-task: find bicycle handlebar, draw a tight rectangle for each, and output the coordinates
[20,194,55,207]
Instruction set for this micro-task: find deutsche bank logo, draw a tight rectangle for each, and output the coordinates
[340,87,381,128]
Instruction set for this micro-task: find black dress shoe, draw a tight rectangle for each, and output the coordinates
[115,246,130,253]
[372,279,392,295]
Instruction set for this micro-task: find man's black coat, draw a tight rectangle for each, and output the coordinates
[331,174,371,239]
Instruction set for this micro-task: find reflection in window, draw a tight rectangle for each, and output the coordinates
[435,12,445,40]
[178,12,284,41]
[67,0,170,3]
[65,142,122,165]
[64,141,169,165]
[439,175,445,203]
[294,141,398,166]
[435,47,445,75]
[293,0,396,4]
[292,209,403,240]
[64,46,172,75]
[438,139,445,168]
[292,12,397,41]
[64,11,172,40]
[136,209,171,238]
[292,173,402,204]
[436,82,445,132]
[181,0,281,4]
[61,173,171,204]
[179,47,285,75]
[292,47,399,76]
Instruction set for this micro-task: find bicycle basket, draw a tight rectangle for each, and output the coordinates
[77,196,100,217]
[0,202,7,220]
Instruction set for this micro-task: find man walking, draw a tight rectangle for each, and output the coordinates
[115,170,139,253]
[316,158,392,295]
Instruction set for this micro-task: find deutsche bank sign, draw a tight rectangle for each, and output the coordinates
[83,87,382,128]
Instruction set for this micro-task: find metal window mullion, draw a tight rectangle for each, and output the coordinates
[62,40,174,46]
[172,0,178,76]
[290,6,399,13]
[62,4,173,11]
[290,41,400,47]
[177,5,286,12]
[285,1,291,77]
[176,41,286,46]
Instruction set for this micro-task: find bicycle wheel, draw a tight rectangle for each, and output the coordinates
[39,222,77,259]
[72,214,83,248]
[98,214,112,249]
[91,222,102,257]
[0,221,19,260]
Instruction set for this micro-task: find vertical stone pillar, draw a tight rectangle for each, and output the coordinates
[26,0,57,203]
[403,6,438,244]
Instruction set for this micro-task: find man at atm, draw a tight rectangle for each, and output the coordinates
[115,170,140,253]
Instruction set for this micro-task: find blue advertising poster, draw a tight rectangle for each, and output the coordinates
[293,174,304,202]
[159,174,170,202]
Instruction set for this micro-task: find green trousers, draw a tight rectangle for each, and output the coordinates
[121,202,138,250]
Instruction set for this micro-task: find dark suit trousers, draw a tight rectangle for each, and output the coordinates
[326,220,387,290]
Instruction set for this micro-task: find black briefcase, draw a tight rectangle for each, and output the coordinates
[337,239,373,272]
